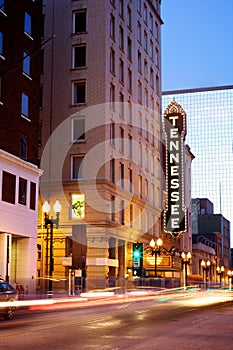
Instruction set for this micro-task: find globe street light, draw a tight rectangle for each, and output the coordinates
[216,265,225,283]
[150,238,163,278]
[181,252,192,290]
[42,200,62,296]
[201,260,211,288]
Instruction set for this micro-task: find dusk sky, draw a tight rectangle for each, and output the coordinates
[161,0,233,91]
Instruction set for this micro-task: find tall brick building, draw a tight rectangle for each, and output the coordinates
[38,0,164,291]
[0,0,42,293]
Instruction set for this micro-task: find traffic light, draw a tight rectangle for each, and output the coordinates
[132,243,143,277]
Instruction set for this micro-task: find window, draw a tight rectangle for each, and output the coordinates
[110,121,115,145]
[156,75,159,94]
[119,26,124,50]
[127,37,132,60]
[143,4,147,23]
[138,143,142,166]
[144,59,148,81]
[30,182,36,210]
[149,13,153,32]
[119,0,124,17]
[119,127,124,152]
[73,10,87,33]
[138,81,142,104]
[0,0,5,12]
[23,51,30,76]
[127,69,132,92]
[21,93,29,117]
[73,81,86,104]
[138,51,142,73]
[110,14,115,39]
[150,67,154,88]
[0,32,3,55]
[18,177,27,205]
[120,163,124,188]
[72,117,85,141]
[110,158,115,183]
[129,168,133,192]
[137,22,141,43]
[110,48,115,73]
[130,204,133,227]
[138,111,142,134]
[127,101,132,124]
[149,40,153,59]
[144,31,148,51]
[155,48,159,66]
[73,45,86,68]
[138,175,142,198]
[71,194,85,219]
[145,89,148,108]
[137,0,141,14]
[120,200,124,224]
[110,195,115,221]
[119,92,124,117]
[20,136,27,159]
[72,155,85,179]
[127,6,131,28]
[2,171,16,204]
[119,59,124,83]
[24,12,32,36]
[128,134,132,158]
[110,83,115,109]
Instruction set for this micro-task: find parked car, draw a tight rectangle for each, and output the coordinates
[0,279,18,320]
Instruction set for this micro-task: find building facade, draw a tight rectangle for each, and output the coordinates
[38,0,164,291]
[162,86,233,248]
[0,0,42,294]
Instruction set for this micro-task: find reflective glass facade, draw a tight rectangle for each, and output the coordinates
[162,86,233,245]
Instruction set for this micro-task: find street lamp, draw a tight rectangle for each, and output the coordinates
[227,270,233,290]
[216,265,225,283]
[201,260,211,288]
[150,238,163,278]
[42,200,62,296]
[181,252,192,290]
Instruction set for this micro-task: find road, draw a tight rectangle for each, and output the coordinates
[1,291,233,349]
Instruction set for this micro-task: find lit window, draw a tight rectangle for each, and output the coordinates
[72,117,85,141]
[24,12,32,36]
[21,93,29,117]
[71,194,85,219]
[23,51,30,76]
[73,81,86,104]
[73,45,86,68]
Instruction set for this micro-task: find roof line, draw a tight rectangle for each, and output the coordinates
[162,85,233,95]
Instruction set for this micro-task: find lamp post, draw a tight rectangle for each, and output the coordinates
[150,238,163,278]
[216,265,225,283]
[181,252,192,290]
[42,200,62,296]
[201,260,211,289]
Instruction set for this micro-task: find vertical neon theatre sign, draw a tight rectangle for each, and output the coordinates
[163,100,187,237]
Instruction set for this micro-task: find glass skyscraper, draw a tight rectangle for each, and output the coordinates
[162,85,233,246]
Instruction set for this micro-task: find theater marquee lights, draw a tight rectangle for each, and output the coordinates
[163,100,187,237]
